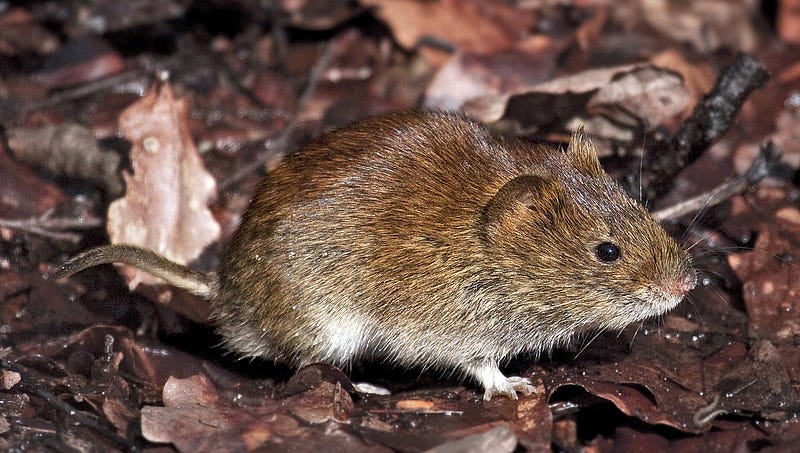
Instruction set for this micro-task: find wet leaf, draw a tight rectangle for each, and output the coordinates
[3,1,799,451]
[141,371,366,452]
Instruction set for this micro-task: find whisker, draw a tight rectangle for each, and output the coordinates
[574,327,607,359]
[629,320,645,349]
[639,133,646,204]
[685,232,713,252]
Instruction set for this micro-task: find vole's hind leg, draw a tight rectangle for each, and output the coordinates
[465,360,535,401]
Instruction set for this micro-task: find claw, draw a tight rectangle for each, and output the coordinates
[467,360,535,401]
[483,376,535,401]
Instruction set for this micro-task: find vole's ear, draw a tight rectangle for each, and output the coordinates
[566,126,604,177]
[482,172,563,232]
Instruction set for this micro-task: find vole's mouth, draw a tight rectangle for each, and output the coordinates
[627,295,679,320]
[638,276,695,318]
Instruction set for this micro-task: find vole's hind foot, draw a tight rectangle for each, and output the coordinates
[483,376,535,401]
[466,360,534,401]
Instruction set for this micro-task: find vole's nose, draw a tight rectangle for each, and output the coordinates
[665,272,697,297]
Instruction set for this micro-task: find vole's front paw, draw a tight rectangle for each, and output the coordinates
[483,376,535,401]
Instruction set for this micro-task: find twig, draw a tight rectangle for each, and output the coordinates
[0,212,104,243]
[654,141,782,221]
[672,55,770,155]
[266,0,289,67]
[21,69,149,115]
[368,409,464,415]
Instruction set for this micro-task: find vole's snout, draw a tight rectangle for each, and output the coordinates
[664,272,697,298]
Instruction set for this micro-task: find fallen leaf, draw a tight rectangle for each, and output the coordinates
[0,7,58,54]
[650,49,715,108]
[161,373,220,407]
[511,381,552,450]
[142,374,279,451]
[108,82,220,289]
[362,0,536,57]
[546,357,711,433]
[731,225,800,343]
[733,99,800,176]
[7,123,125,196]
[640,0,758,53]
[465,64,689,142]
[1,370,21,389]
[0,142,66,219]
[465,63,637,123]
[426,423,517,453]
[778,0,800,45]
[141,371,365,452]
[587,65,691,129]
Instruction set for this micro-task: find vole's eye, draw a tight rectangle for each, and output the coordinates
[595,242,621,262]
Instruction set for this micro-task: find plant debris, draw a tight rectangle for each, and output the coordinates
[1,1,800,451]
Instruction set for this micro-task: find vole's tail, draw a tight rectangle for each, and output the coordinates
[52,244,218,298]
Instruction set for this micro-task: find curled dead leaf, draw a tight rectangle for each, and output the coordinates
[465,64,690,141]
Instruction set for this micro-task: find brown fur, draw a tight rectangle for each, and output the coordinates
[55,111,696,400]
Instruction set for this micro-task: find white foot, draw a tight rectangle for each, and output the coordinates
[466,361,535,401]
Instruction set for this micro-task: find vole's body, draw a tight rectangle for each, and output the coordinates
[56,111,696,400]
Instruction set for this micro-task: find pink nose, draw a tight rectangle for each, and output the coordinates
[665,273,697,297]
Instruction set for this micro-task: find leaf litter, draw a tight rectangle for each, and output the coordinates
[1,1,800,451]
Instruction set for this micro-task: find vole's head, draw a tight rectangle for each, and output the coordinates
[482,129,696,334]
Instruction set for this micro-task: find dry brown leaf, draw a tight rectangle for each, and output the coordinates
[511,381,552,449]
[733,98,800,175]
[0,7,59,54]
[729,220,800,343]
[161,373,220,407]
[778,0,800,45]
[547,357,711,433]
[7,123,125,196]
[362,0,536,56]
[0,143,67,219]
[640,0,758,53]
[465,63,640,123]
[108,82,220,289]
[427,424,517,453]
[587,65,691,129]
[716,187,800,419]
